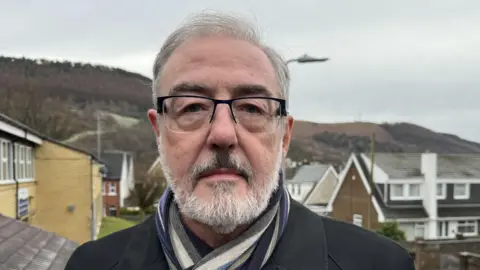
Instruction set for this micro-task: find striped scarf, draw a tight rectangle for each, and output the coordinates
[154,174,290,270]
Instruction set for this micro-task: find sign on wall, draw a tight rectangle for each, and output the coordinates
[18,188,29,218]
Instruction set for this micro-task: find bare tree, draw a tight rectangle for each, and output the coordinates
[128,168,166,220]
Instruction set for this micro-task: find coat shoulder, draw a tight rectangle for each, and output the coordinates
[321,216,415,270]
[64,221,143,270]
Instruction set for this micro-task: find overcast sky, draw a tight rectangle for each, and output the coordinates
[1,0,479,142]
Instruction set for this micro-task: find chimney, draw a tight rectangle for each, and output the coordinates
[421,152,438,239]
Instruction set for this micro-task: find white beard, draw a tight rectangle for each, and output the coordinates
[157,136,283,234]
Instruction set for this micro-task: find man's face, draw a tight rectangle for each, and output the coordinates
[148,36,294,233]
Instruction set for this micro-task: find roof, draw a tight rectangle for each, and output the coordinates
[0,112,102,163]
[381,206,429,219]
[437,154,480,178]
[438,207,480,218]
[369,152,480,179]
[369,153,422,178]
[288,163,330,184]
[0,214,78,269]
[102,151,125,179]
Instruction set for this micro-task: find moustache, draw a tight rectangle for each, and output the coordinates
[191,151,253,184]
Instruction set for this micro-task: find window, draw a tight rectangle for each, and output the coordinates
[12,144,34,180]
[109,182,117,195]
[101,183,105,195]
[26,148,32,178]
[391,184,404,197]
[390,183,422,200]
[353,214,363,227]
[457,221,477,236]
[0,140,12,181]
[409,184,421,197]
[18,145,25,179]
[436,183,446,199]
[453,183,469,199]
[414,222,425,239]
[437,221,450,238]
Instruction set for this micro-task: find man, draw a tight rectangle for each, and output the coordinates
[66,11,414,270]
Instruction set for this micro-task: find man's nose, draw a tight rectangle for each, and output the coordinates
[206,104,238,150]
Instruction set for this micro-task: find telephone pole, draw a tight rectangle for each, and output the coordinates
[96,111,101,159]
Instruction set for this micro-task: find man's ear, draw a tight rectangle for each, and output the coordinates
[147,109,160,137]
[282,115,294,157]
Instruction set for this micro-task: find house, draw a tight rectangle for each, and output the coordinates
[0,112,105,244]
[0,213,78,269]
[285,163,339,215]
[101,150,135,216]
[328,152,480,242]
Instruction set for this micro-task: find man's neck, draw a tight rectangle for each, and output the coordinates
[180,215,250,248]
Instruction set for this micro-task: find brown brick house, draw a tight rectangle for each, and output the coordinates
[327,153,384,231]
[102,179,120,217]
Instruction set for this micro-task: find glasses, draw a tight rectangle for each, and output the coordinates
[157,95,287,133]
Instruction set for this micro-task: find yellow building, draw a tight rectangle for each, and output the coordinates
[0,113,104,244]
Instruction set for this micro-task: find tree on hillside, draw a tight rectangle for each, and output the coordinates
[128,168,166,219]
[0,83,82,140]
[377,221,406,241]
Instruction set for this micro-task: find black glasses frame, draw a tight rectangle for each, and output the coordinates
[156,95,288,123]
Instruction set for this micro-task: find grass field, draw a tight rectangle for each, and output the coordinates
[97,216,138,239]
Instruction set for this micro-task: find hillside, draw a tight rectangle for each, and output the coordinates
[1,56,480,181]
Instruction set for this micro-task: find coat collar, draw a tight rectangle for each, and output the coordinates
[115,200,328,270]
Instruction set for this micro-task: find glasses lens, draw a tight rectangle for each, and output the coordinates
[162,97,213,132]
[232,98,281,133]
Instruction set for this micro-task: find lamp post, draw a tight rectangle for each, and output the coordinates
[285,54,329,108]
[286,54,329,65]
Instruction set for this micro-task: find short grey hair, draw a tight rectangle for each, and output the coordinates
[151,11,290,109]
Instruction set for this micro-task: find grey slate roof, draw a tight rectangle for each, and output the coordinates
[368,153,422,178]
[369,153,480,179]
[437,154,480,178]
[102,151,125,179]
[0,214,78,270]
[287,163,330,184]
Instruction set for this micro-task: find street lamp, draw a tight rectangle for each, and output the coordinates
[286,54,329,65]
[285,54,329,108]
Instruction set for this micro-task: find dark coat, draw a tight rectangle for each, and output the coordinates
[65,200,415,270]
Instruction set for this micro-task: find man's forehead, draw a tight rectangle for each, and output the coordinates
[157,36,280,97]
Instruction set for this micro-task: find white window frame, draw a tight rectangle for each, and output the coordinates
[18,145,25,179]
[390,183,422,200]
[0,140,11,182]
[26,147,32,179]
[436,183,446,199]
[456,220,477,237]
[453,183,470,200]
[108,182,117,195]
